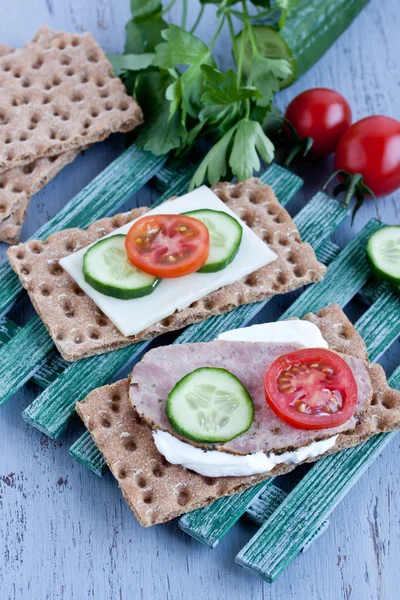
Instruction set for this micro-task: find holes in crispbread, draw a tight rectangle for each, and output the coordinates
[152,464,164,478]
[39,283,51,297]
[118,468,128,480]
[21,78,31,88]
[263,231,273,245]
[121,436,137,452]
[87,326,100,340]
[32,57,44,70]
[161,316,174,327]
[99,88,109,98]
[177,487,190,506]
[276,271,288,286]
[204,298,216,311]
[59,297,75,318]
[15,250,25,260]
[294,266,306,278]
[203,477,216,486]
[48,261,63,276]
[143,492,153,504]
[229,188,241,199]
[95,313,108,328]
[60,55,72,66]
[119,101,129,111]
[87,53,99,63]
[71,37,80,47]
[29,241,43,254]
[20,264,31,276]
[245,273,258,287]
[249,191,262,204]
[100,416,111,428]
[71,91,83,103]
[80,72,89,84]
[12,184,23,194]
[136,475,147,488]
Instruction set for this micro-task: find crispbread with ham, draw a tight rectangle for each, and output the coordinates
[76,304,400,527]
[130,341,372,455]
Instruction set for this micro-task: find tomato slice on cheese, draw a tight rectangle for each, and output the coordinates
[125,214,210,278]
[264,348,358,430]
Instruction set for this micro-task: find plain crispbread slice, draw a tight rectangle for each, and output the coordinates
[0,151,78,244]
[76,304,400,527]
[0,26,143,174]
[8,178,326,361]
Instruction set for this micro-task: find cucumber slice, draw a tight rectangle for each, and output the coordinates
[235,26,296,89]
[83,234,160,300]
[166,367,254,444]
[366,226,400,285]
[184,209,243,273]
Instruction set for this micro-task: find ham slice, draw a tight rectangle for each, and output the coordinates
[129,341,373,455]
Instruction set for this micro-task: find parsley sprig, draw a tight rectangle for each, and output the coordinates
[109,0,294,188]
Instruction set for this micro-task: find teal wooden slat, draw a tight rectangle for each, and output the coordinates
[235,289,400,582]
[69,430,106,477]
[23,167,302,436]
[22,341,149,438]
[0,316,54,406]
[244,484,330,554]
[179,481,269,548]
[0,316,20,345]
[177,220,383,546]
[0,146,166,318]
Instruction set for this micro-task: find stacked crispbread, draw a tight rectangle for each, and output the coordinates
[76,304,400,527]
[0,26,143,243]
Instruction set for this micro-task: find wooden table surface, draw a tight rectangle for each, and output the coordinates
[0,1,399,598]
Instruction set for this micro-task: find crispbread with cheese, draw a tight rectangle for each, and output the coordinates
[8,179,326,361]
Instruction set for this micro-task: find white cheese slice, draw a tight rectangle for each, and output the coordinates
[60,186,277,337]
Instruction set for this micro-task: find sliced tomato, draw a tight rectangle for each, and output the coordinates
[125,214,209,278]
[264,348,358,430]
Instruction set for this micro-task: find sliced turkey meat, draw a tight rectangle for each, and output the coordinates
[129,340,373,455]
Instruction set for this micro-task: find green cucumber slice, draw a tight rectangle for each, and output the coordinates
[184,209,243,273]
[166,367,254,444]
[366,226,400,285]
[83,234,160,300]
[235,26,296,89]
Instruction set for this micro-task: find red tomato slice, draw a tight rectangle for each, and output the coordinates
[264,348,358,430]
[125,214,210,278]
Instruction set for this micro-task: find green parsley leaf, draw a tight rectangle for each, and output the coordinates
[166,77,183,120]
[124,17,167,54]
[189,124,238,190]
[229,120,274,180]
[154,25,215,117]
[248,55,292,106]
[201,65,261,105]
[134,71,186,155]
[130,0,162,22]
[107,53,155,77]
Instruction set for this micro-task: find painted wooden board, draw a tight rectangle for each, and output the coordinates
[0,1,399,598]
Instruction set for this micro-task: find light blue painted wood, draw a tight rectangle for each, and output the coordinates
[0,0,399,598]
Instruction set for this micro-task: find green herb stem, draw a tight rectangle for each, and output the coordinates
[163,0,177,15]
[209,13,226,53]
[190,5,205,34]
[227,13,238,63]
[181,0,188,29]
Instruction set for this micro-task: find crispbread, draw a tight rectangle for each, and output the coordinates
[0,151,78,244]
[8,179,326,361]
[0,26,143,173]
[76,304,400,527]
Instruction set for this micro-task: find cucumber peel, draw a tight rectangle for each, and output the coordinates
[83,234,160,300]
[184,209,243,273]
[366,226,400,286]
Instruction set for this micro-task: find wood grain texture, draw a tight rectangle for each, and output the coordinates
[0,0,399,598]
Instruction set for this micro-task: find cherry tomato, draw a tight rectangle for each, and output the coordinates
[264,348,358,430]
[284,88,352,158]
[334,115,400,197]
[125,214,209,278]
